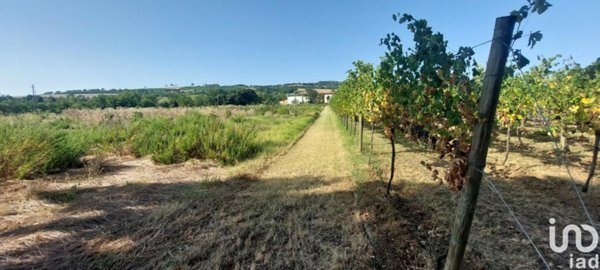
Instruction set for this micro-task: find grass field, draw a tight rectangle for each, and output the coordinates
[0,104,323,268]
[0,104,320,179]
[0,105,598,269]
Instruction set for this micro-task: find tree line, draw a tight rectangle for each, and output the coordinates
[0,82,339,114]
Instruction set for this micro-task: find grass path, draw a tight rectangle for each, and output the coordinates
[183,106,374,269]
[97,106,375,269]
[248,106,372,268]
[1,107,422,269]
[1,107,378,269]
[261,106,353,179]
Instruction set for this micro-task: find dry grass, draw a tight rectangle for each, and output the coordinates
[2,106,598,269]
[61,105,255,125]
[350,120,600,269]
[0,107,376,269]
[0,105,256,127]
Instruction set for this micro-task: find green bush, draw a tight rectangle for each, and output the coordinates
[0,105,323,180]
[276,106,291,115]
[0,119,88,179]
[125,112,258,165]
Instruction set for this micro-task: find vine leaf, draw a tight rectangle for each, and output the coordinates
[510,5,529,22]
[532,0,552,14]
[513,30,523,41]
[512,50,530,69]
[528,31,543,48]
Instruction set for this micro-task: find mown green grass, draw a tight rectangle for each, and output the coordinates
[0,105,322,180]
[250,115,316,154]
[332,115,377,185]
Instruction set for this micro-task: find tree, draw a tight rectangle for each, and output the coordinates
[306,89,318,103]
[227,89,261,105]
[157,97,173,108]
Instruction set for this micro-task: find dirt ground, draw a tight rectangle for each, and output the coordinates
[1,106,598,269]
[357,120,600,269]
[0,107,408,269]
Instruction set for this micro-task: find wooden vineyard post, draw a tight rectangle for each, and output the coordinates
[347,115,351,131]
[359,115,364,152]
[345,115,349,130]
[352,116,357,137]
[368,123,375,164]
[582,129,600,192]
[444,15,516,270]
[344,115,347,130]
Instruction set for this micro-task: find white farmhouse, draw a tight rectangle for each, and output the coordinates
[315,89,335,103]
[280,88,335,104]
[286,93,309,104]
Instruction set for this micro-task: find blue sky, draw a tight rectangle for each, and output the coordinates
[1,0,598,96]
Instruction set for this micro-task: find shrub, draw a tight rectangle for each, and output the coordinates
[0,119,88,179]
[276,106,291,115]
[125,112,258,165]
[0,105,322,179]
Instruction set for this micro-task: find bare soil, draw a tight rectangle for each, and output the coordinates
[360,122,600,269]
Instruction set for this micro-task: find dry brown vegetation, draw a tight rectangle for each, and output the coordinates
[0,106,258,126]
[59,106,258,125]
[354,121,600,269]
[1,106,598,269]
[1,107,377,269]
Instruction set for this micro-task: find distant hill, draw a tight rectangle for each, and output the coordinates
[0,81,340,114]
[48,81,340,95]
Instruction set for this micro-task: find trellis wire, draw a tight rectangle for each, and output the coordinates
[349,29,597,267]
[497,38,597,230]
[475,167,551,269]
[363,123,551,268]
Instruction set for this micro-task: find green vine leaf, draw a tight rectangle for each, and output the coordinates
[513,30,523,41]
[532,0,552,14]
[512,50,530,69]
[510,5,529,22]
[528,31,543,48]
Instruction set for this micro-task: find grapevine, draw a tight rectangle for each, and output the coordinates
[331,0,562,194]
